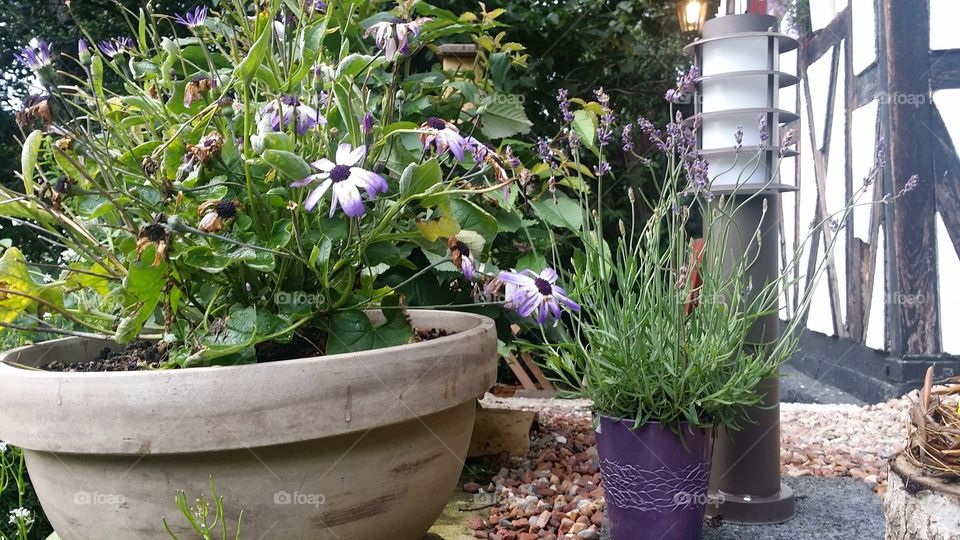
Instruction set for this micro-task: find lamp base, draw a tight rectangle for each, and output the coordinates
[706,483,795,524]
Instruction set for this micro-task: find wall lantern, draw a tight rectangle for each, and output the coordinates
[684,13,799,193]
[677,0,709,35]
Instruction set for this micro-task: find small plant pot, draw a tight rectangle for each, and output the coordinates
[596,416,714,540]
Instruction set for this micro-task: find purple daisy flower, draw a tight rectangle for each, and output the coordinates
[98,37,134,58]
[15,41,52,71]
[498,267,580,325]
[175,6,208,28]
[291,143,388,218]
[262,95,325,135]
[420,117,469,161]
[364,17,431,59]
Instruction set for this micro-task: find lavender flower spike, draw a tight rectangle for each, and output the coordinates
[291,143,388,218]
[175,6,208,28]
[498,267,580,325]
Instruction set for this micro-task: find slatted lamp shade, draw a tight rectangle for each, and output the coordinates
[683,14,799,193]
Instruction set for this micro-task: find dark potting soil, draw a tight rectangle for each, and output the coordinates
[36,328,452,372]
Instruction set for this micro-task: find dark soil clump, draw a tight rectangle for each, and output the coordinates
[37,327,453,372]
[415,328,451,341]
[42,340,167,372]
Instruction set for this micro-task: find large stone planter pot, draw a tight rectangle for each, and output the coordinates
[596,416,714,540]
[0,310,496,540]
[884,453,960,539]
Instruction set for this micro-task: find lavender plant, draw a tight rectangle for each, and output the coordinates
[495,69,910,431]
[3,1,537,367]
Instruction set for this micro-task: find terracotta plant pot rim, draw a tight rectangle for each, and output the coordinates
[0,309,497,455]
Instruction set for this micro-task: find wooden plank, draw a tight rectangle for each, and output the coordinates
[883,0,941,355]
[929,108,960,260]
[929,49,960,91]
[502,353,537,391]
[519,351,554,393]
[857,114,888,344]
[854,62,881,109]
[802,7,849,66]
[844,17,864,342]
[799,48,846,337]
[874,0,900,352]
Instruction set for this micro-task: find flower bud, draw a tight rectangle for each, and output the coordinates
[78,39,92,66]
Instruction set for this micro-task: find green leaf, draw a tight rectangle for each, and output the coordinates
[416,215,460,242]
[20,130,43,196]
[185,306,263,367]
[262,150,312,181]
[479,96,532,139]
[336,53,386,78]
[572,109,599,155]
[236,12,273,84]
[399,159,441,196]
[531,193,583,231]
[517,251,547,272]
[326,308,413,355]
[115,255,166,343]
[251,132,294,154]
[451,199,498,240]
[0,248,62,326]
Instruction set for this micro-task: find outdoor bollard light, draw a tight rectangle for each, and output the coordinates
[684,13,799,523]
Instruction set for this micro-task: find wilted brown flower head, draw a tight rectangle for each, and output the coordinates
[198,199,241,233]
[16,95,53,128]
[186,131,224,164]
[136,214,171,267]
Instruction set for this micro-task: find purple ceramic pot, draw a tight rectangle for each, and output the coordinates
[596,415,714,540]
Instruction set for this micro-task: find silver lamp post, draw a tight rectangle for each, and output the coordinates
[684,13,799,524]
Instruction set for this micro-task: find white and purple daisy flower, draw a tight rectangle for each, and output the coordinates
[174,6,208,28]
[420,117,469,161]
[15,41,52,72]
[498,267,580,325]
[261,95,325,135]
[98,37,135,58]
[364,17,431,60]
[291,143,388,218]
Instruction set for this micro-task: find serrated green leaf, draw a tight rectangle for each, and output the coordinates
[451,199,498,240]
[479,96,532,139]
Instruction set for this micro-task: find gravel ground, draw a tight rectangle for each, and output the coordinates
[463,392,911,539]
